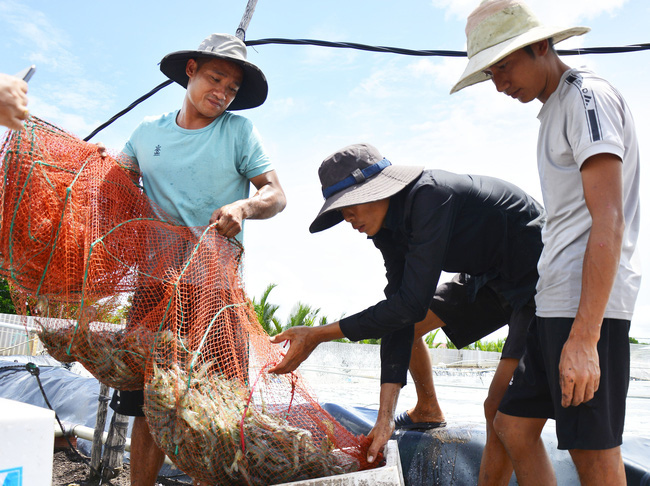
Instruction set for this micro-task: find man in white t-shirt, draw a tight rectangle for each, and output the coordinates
[451,1,640,485]
[108,33,286,486]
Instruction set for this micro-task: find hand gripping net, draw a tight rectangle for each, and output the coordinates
[0,118,377,483]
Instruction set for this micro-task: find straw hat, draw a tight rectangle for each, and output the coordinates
[160,33,268,110]
[309,143,423,233]
[450,0,589,94]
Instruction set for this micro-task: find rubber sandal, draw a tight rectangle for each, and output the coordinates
[394,410,447,430]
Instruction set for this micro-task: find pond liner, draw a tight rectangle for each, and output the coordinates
[1,358,649,485]
[321,402,650,486]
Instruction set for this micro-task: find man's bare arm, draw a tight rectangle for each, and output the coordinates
[210,170,286,238]
[367,382,401,463]
[559,152,624,407]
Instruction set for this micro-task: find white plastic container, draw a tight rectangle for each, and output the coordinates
[0,398,55,486]
[275,440,404,486]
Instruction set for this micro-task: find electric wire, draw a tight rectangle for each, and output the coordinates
[83,38,650,141]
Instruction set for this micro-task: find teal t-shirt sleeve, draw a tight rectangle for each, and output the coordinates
[122,138,135,159]
[236,119,273,179]
[115,126,142,179]
[122,122,143,170]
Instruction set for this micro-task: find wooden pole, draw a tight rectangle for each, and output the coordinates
[89,383,110,478]
[235,0,259,40]
[101,411,130,480]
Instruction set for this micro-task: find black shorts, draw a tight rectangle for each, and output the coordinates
[431,273,534,359]
[498,316,630,450]
[110,389,145,417]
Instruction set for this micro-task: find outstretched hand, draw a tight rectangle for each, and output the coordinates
[367,382,401,463]
[269,322,344,374]
[366,415,394,464]
[268,326,321,374]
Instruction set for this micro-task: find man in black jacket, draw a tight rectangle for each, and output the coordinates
[270,143,544,483]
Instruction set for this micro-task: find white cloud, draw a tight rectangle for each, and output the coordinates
[28,95,96,137]
[430,0,479,21]
[0,2,78,73]
[297,30,361,68]
[528,0,628,25]
[261,96,303,119]
[0,2,116,133]
[405,56,467,90]
[354,69,394,100]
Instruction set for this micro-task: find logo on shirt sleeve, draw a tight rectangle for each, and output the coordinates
[565,74,602,143]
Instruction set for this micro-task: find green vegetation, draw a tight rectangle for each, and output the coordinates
[252,283,341,337]
[102,293,133,325]
[252,284,283,335]
[0,279,16,314]
[424,329,442,348]
[628,337,648,345]
[423,328,506,352]
[284,302,323,329]
[251,284,380,343]
[444,336,506,353]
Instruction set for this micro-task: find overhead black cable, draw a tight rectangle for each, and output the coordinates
[247,38,650,57]
[558,43,650,55]
[84,38,650,141]
[246,37,468,57]
[83,80,172,142]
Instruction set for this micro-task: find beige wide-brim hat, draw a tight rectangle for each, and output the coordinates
[160,33,268,110]
[450,0,590,94]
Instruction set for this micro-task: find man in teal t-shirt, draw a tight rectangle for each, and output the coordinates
[124,109,272,242]
[108,33,286,486]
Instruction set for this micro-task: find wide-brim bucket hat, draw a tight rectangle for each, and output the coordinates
[450,0,589,94]
[160,33,268,110]
[310,143,424,233]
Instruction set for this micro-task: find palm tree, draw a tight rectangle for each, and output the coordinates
[252,283,283,336]
[252,284,355,342]
[284,302,321,329]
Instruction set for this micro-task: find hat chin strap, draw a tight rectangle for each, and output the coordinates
[322,158,391,199]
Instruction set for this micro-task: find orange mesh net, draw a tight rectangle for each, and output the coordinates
[0,118,377,483]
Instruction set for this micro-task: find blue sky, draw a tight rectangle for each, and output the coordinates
[1,0,649,341]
